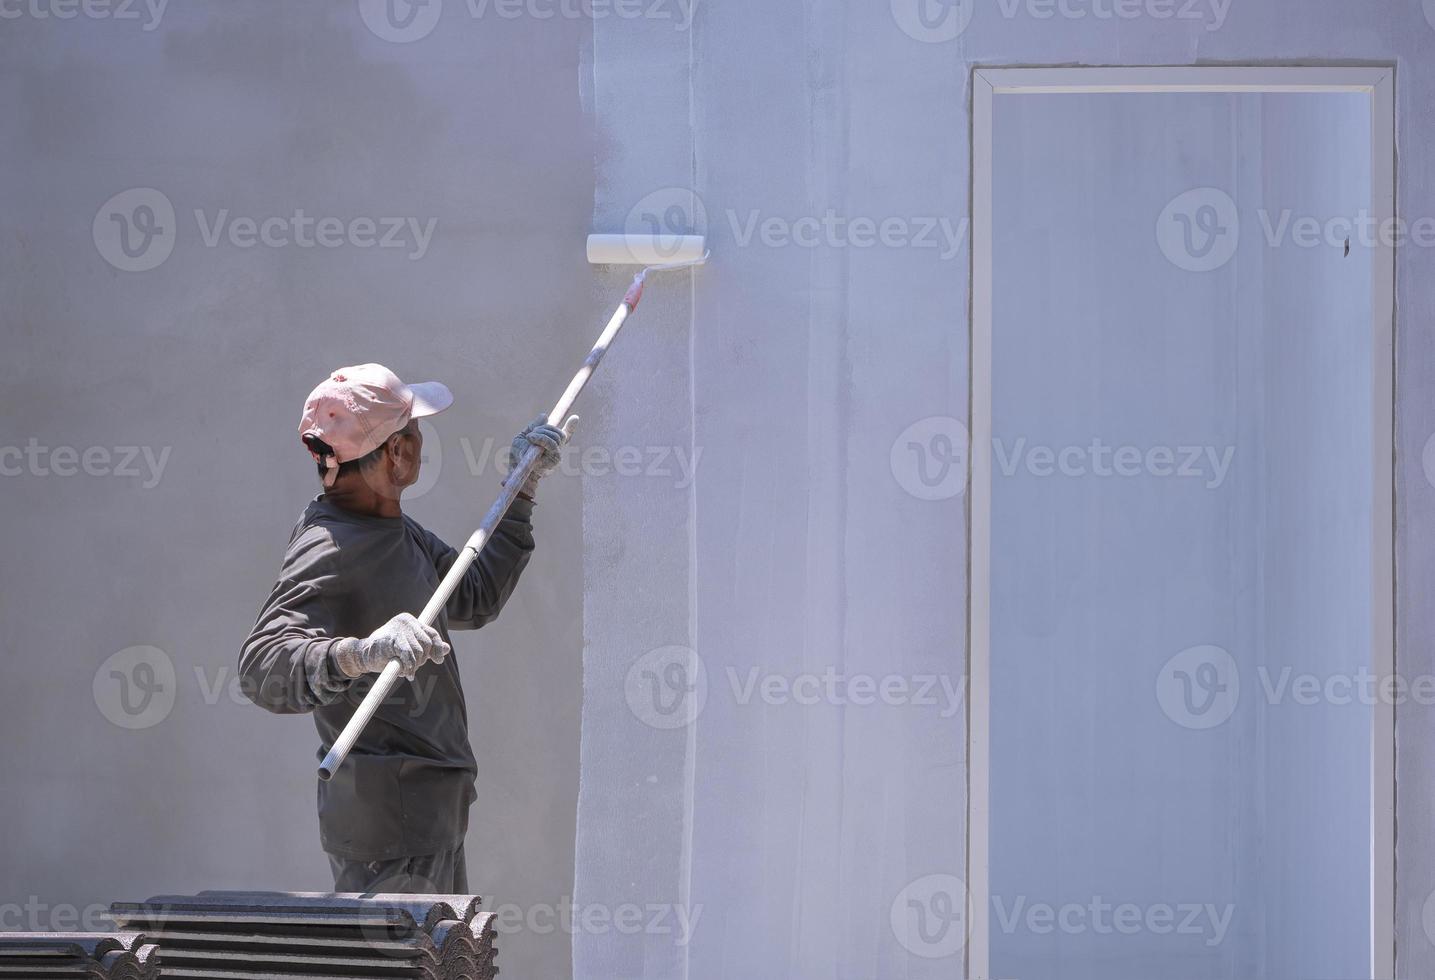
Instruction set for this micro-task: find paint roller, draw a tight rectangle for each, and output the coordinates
[318,232,709,781]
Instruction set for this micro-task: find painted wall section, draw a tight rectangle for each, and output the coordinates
[0,6,593,980]
[578,1,1435,978]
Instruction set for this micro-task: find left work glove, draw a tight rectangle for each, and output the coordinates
[507,414,573,498]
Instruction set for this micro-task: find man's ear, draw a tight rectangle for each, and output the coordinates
[387,429,419,481]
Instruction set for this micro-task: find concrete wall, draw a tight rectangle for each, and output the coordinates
[576,1,1435,978]
[0,5,593,979]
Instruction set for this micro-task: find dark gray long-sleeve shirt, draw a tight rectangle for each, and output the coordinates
[239,494,534,859]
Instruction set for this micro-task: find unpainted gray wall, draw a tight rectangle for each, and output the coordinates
[0,5,593,979]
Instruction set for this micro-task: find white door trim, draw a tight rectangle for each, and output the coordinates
[968,64,1396,980]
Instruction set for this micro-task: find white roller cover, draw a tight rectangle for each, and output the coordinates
[586,233,707,267]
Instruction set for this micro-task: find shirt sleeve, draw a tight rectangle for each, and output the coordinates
[238,525,355,714]
[420,497,537,631]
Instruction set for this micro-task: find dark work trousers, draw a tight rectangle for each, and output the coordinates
[328,844,468,893]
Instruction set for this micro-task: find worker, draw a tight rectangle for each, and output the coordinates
[239,363,567,892]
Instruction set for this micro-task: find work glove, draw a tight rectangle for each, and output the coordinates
[332,612,450,682]
[506,414,574,497]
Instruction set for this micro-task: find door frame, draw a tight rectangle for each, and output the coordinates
[968,65,1396,980]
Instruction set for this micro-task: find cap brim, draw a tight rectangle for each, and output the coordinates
[408,381,454,418]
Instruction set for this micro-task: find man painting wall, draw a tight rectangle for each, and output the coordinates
[239,363,567,892]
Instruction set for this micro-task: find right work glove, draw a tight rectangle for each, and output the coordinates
[332,612,450,681]
[506,414,575,497]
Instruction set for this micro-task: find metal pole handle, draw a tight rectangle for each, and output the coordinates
[318,277,645,781]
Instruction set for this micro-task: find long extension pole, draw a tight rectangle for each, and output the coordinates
[320,254,703,781]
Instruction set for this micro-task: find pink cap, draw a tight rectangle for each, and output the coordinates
[298,363,453,486]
